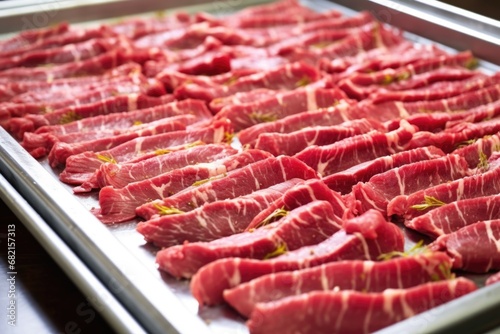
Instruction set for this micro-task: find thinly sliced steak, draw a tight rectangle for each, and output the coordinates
[247,278,476,334]
[295,120,416,177]
[136,156,318,220]
[174,62,320,101]
[409,118,500,153]
[323,146,445,194]
[350,154,470,216]
[246,178,349,231]
[213,87,348,131]
[95,149,271,223]
[224,252,453,317]
[429,220,500,273]
[388,153,500,220]
[371,72,498,104]
[5,93,175,139]
[405,194,500,238]
[487,271,500,286]
[96,144,238,189]
[339,53,477,100]
[452,133,500,168]
[48,115,197,168]
[190,210,404,305]
[59,120,231,185]
[254,118,383,156]
[236,101,359,147]
[157,200,342,278]
[136,179,303,247]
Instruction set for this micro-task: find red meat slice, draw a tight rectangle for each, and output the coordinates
[368,83,500,123]
[0,37,119,71]
[405,194,500,238]
[157,200,342,279]
[5,94,175,139]
[338,50,477,100]
[246,178,350,232]
[156,68,257,92]
[59,120,232,185]
[283,22,404,65]
[295,120,416,177]
[254,118,383,156]
[224,252,453,317]
[350,154,470,216]
[319,40,419,74]
[323,146,445,194]
[409,117,500,153]
[246,278,477,334]
[48,115,195,168]
[387,98,500,133]
[487,271,500,286]
[228,0,302,18]
[190,209,404,305]
[21,99,211,157]
[109,11,194,40]
[453,133,500,168]
[228,8,342,29]
[0,25,114,59]
[388,153,500,220]
[371,72,498,103]
[209,88,280,113]
[136,179,303,247]
[266,26,358,56]
[429,220,500,273]
[96,144,237,189]
[0,22,69,56]
[135,155,318,220]
[0,62,141,102]
[242,11,375,47]
[95,149,271,222]
[174,61,320,101]
[213,87,348,132]
[0,48,127,83]
[237,101,360,147]
[2,72,164,120]
[9,74,162,106]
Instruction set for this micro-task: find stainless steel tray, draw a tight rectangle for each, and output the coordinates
[1,0,500,333]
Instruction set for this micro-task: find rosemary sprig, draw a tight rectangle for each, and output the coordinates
[192,173,227,187]
[96,153,117,164]
[223,76,238,86]
[295,76,311,87]
[263,242,287,260]
[410,195,446,211]
[455,138,477,149]
[59,111,81,124]
[378,240,427,261]
[185,140,204,148]
[254,207,289,229]
[430,262,455,281]
[41,105,54,114]
[155,148,172,156]
[153,203,184,216]
[155,10,166,18]
[249,112,278,123]
[224,131,234,143]
[311,41,331,49]
[465,58,479,70]
[477,150,489,170]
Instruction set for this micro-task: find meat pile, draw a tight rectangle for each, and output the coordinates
[2,0,499,332]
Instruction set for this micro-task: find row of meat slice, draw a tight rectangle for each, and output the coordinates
[1,0,499,332]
